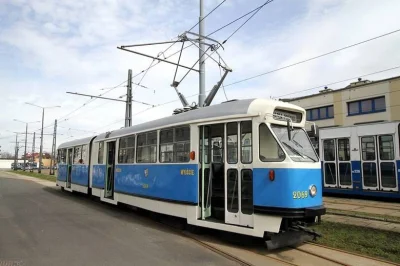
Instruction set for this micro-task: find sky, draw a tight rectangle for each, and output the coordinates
[1,0,400,154]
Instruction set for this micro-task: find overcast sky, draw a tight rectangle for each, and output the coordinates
[1,0,400,154]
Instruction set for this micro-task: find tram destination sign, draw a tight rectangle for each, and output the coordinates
[273,109,302,123]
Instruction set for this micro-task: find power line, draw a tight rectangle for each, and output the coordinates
[222,0,274,44]
[33,79,128,133]
[276,65,400,98]
[208,1,271,37]
[225,28,400,87]
[129,1,262,86]
[188,0,227,32]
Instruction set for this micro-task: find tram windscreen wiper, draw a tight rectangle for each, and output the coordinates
[281,142,316,162]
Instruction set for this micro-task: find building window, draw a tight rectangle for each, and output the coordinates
[306,105,334,121]
[347,96,386,116]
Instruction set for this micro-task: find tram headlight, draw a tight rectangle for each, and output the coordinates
[309,185,317,197]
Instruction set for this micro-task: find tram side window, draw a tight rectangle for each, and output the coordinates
[323,139,335,161]
[337,139,350,161]
[227,123,238,164]
[98,142,104,164]
[81,145,87,164]
[73,146,82,164]
[175,127,190,162]
[160,127,190,163]
[259,124,285,161]
[361,137,375,161]
[241,121,252,164]
[199,126,210,164]
[58,149,66,163]
[379,135,394,160]
[137,131,157,163]
[118,135,135,163]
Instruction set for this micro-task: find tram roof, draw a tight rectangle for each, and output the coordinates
[58,136,96,149]
[94,98,304,142]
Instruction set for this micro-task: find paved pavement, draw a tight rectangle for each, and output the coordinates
[0,171,238,266]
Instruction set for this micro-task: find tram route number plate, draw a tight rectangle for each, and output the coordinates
[292,191,308,199]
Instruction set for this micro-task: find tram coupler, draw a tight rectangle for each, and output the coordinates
[265,223,322,250]
[265,231,314,250]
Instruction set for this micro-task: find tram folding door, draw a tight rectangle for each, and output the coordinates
[199,122,254,227]
[225,121,254,228]
[322,138,352,189]
[104,141,116,198]
[360,135,398,192]
[66,148,73,188]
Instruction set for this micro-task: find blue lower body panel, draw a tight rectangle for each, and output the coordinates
[71,164,89,186]
[92,164,106,189]
[57,164,67,181]
[114,164,198,204]
[253,168,323,208]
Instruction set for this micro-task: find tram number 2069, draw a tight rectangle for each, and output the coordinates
[292,191,308,199]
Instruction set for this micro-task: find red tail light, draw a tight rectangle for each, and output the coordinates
[269,170,275,181]
[190,151,195,160]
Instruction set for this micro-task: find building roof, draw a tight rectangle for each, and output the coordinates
[281,75,400,102]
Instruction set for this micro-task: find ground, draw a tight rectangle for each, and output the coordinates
[0,172,238,266]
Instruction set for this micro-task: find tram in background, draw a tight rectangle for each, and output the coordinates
[57,98,325,249]
[319,121,400,199]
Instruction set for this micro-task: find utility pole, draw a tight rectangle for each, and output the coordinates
[125,69,132,127]
[14,134,18,170]
[25,103,61,173]
[39,108,44,173]
[198,0,206,107]
[13,119,40,170]
[23,123,28,171]
[50,119,57,175]
[32,132,35,165]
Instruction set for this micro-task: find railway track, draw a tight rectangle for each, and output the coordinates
[324,197,400,212]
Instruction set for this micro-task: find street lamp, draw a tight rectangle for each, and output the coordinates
[13,119,40,171]
[25,103,61,173]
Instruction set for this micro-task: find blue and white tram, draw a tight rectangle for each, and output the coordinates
[57,98,325,248]
[319,121,400,199]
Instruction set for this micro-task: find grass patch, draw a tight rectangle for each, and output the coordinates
[8,170,56,182]
[311,221,400,264]
[327,208,400,223]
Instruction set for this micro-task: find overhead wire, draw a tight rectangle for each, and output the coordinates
[222,0,274,44]
[225,28,400,87]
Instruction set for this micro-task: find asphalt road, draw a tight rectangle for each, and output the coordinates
[0,172,237,266]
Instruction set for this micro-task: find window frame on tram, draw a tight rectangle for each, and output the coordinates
[159,126,190,163]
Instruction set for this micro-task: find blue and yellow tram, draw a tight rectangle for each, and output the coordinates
[57,98,325,248]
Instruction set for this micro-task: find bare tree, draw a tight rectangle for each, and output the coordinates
[0,152,14,159]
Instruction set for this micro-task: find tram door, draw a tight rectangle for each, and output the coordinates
[360,135,398,191]
[322,138,352,188]
[225,121,254,227]
[199,125,212,219]
[105,141,116,198]
[66,148,73,188]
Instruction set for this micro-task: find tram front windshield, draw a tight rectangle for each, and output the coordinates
[271,125,318,162]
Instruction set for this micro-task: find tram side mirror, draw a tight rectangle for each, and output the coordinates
[310,124,319,139]
[287,120,292,140]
